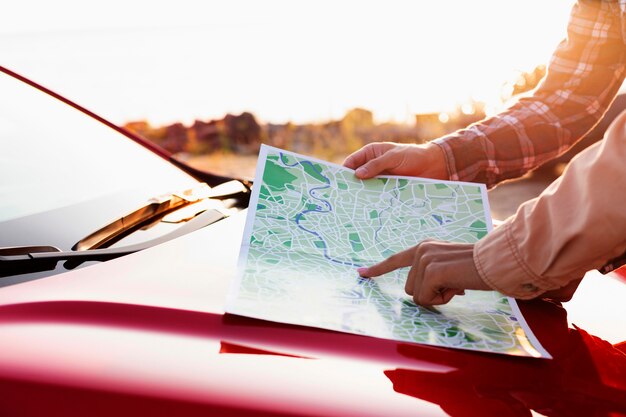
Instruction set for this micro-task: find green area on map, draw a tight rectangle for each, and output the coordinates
[228,146,546,358]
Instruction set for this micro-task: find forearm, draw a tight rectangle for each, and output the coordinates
[434,0,626,187]
[474,111,626,299]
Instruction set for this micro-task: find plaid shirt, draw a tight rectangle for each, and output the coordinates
[434,0,626,188]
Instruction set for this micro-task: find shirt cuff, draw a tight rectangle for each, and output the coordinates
[473,221,546,299]
[432,137,460,182]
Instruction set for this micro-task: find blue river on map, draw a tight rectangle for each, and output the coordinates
[279,152,361,268]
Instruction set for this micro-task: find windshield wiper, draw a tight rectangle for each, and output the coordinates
[0,181,248,278]
[74,181,246,251]
[0,208,226,277]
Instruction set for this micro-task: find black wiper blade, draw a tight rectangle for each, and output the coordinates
[0,180,246,278]
[0,246,61,278]
[0,208,226,277]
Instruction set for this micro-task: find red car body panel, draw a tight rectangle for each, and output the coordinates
[1,66,625,416]
[1,213,625,416]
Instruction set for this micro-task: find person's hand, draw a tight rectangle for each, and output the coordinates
[343,142,448,180]
[357,240,490,306]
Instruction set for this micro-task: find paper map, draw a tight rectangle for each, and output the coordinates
[226,145,550,358]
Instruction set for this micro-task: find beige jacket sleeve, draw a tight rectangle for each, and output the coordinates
[474,110,626,299]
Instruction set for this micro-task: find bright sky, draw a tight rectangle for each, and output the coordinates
[1,0,574,125]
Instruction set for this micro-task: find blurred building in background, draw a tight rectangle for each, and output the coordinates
[126,63,626,169]
[124,101,487,162]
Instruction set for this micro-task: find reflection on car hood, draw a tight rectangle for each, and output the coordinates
[0,211,625,416]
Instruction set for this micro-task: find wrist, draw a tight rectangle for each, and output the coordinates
[424,142,449,180]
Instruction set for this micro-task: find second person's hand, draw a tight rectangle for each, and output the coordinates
[357,240,491,306]
[343,141,448,180]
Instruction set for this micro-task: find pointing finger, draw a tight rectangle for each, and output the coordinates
[357,248,414,278]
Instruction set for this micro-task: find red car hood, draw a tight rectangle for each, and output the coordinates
[0,211,625,417]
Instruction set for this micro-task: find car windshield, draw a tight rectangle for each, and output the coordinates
[0,70,214,285]
[0,70,199,223]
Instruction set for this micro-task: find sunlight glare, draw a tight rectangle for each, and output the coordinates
[1,0,575,125]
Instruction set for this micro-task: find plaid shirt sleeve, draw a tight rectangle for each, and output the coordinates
[433,0,626,188]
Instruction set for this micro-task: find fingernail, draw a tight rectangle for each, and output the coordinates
[357,267,368,275]
[355,167,367,177]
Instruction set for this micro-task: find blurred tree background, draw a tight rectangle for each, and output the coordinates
[123,65,548,177]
